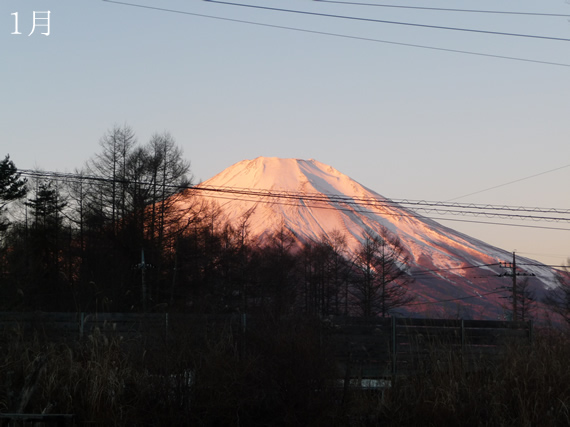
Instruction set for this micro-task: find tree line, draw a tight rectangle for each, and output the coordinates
[1,125,567,320]
[0,126,415,317]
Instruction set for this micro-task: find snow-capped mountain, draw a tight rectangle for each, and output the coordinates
[179,157,561,320]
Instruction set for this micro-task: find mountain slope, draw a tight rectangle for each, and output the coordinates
[178,157,560,320]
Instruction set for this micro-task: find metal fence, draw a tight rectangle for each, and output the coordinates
[0,312,532,378]
[330,316,533,377]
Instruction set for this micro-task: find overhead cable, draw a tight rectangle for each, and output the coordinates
[428,217,570,232]
[313,1,570,18]
[204,0,570,43]
[165,190,570,231]
[20,169,570,216]
[412,263,501,276]
[100,1,570,68]
[18,169,570,230]
[448,164,570,201]
[407,289,506,306]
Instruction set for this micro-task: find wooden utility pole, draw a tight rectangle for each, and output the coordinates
[498,251,535,321]
[512,251,517,322]
[141,248,147,312]
[137,248,151,312]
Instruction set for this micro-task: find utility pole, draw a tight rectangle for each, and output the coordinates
[141,248,147,312]
[136,248,152,312]
[498,251,534,321]
[512,251,517,322]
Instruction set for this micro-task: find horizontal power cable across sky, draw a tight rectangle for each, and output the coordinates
[100,1,570,68]
[313,0,570,18]
[177,188,570,221]
[448,164,570,201]
[518,251,570,259]
[518,263,569,269]
[18,169,570,215]
[172,192,570,231]
[406,289,506,306]
[16,169,570,230]
[411,263,501,276]
[412,262,567,275]
[204,0,570,42]
[430,217,570,232]
[181,193,570,229]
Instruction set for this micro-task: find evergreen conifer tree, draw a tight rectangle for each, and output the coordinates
[0,155,27,232]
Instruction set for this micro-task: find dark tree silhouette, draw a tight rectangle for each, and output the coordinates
[21,180,72,309]
[0,154,27,232]
[299,230,351,316]
[544,261,570,325]
[501,277,536,322]
[254,223,298,316]
[351,229,414,318]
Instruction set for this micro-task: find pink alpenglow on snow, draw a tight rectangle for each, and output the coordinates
[176,157,562,321]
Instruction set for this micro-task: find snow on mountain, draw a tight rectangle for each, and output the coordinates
[178,157,561,320]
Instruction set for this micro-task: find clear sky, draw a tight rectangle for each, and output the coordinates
[2,0,569,266]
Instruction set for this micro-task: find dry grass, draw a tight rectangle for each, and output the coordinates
[1,327,147,424]
[1,321,570,426]
[364,331,570,427]
[0,316,338,426]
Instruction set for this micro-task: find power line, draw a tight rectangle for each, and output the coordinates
[517,251,570,259]
[411,261,565,277]
[205,0,570,43]
[407,289,506,306]
[20,169,570,219]
[448,164,570,201]
[183,187,570,223]
[518,263,569,269]
[176,192,570,231]
[180,181,570,216]
[313,1,570,18]
[21,168,570,220]
[430,217,570,232]
[412,263,501,276]
[100,1,570,68]
[170,190,570,232]
[18,169,570,231]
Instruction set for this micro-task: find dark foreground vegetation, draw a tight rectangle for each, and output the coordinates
[1,315,570,426]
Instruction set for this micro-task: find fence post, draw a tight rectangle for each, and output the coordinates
[165,312,169,336]
[461,319,465,351]
[80,312,84,339]
[460,319,465,369]
[391,316,396,377]
[240,313,247,361]
[528,319,533,345]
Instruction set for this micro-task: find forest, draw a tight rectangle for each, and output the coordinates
[0,125,415,319]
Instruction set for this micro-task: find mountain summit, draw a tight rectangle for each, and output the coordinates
[181,157,559,319]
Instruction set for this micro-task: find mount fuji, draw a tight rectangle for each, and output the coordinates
[178,157,561,320]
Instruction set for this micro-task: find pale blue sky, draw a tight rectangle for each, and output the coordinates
[2,0,569,265]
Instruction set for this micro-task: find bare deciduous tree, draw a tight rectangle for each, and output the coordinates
[544,261,570,325]
[351,229,414,318]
